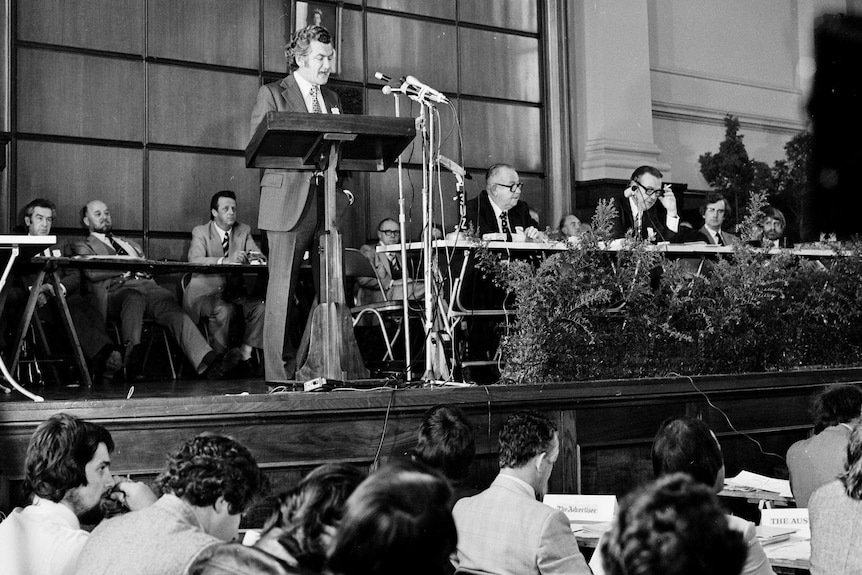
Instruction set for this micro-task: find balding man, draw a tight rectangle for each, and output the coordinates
[72,200,241,380]
[465,164,543,240]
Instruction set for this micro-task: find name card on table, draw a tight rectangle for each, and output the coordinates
[760,508,810,539]
[543,494,617,524]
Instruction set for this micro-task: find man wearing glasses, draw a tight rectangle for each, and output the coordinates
[465,164,543,240]
[610,165,702,243]
[356,218,423,305]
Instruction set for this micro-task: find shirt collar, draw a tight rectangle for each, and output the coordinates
[497,473,536,499]
[212,221,231,237]
[486,193,507,231]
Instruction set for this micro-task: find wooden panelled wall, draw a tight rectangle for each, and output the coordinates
[7,0,546,253]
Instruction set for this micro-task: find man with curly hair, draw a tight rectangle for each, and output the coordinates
[452,411,590,574]
[250,24,343,383]
[0,413,155,575]
[73,433,266,575]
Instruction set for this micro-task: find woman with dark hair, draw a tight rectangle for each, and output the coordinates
[192,463,364,575]
[809,419,862,574]
[327,461,457,575]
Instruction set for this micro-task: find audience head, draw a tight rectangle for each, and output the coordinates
[812,384,862,434]
[600,473,747,575]
[700,192,731,232]
[498,410,558,498]
[761,206,786,241]
[258,463,364,571]
[840,421,862,500]
[376,217,401,246]
[486,163,523,211]
[651,416,725,492]
[23,198,56,236]
[629,165,665,210]
[411,405,475,483]
[81,200,113,234]
[209,190,238,230]
[155,433,267,541]
[23,413,116,524]
[559,214,582,238]
[286,25,333,85]
[327,461,456,575]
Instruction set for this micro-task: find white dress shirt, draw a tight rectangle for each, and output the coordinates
[292,71,328,114]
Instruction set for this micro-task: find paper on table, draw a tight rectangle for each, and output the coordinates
[725,470,793,497]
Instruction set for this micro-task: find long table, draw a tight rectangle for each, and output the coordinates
[6,255,267,400]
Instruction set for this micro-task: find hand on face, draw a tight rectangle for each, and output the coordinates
[109,477,158,511]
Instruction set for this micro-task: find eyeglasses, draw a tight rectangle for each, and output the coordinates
[496,182,523,193]
[633,180,665,197]
[378,229,400,236]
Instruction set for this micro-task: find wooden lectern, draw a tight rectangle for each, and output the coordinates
[247,112,415,382]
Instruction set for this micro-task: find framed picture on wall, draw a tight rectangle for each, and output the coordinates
[291,1,342,75]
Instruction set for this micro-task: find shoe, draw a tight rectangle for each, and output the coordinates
[93,344,124,384]
[206,348,244,380]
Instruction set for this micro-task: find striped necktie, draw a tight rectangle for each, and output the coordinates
[106,233,129,256]
[222,231,229,256]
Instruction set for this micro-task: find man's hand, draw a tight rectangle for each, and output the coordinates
[227,251,249,264]
[523,226,548,242]
[110,477,157,511]
[658,185,678,217]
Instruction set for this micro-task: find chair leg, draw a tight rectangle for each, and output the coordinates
[162,329,176,380]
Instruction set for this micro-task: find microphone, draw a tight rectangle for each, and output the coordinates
[404,75,449,103]
[374,71,392,83]
[437,155,472,179]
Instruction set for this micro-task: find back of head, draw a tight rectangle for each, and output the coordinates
[812,384,862,433]
[498,410,556,469]
[155,433,266,514]
[411,405,475,482]
[600,473,747,575]
[651,417,723,487]
[839,420,862,500]
[261,463,364,571]
[24,413,114,502]
[327,461,456,575]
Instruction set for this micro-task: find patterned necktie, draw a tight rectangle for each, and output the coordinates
[106,233,129,256]
[310,85,322,113]
[500,212,511,234]
[222,231,229,256]
[389,254,402,281]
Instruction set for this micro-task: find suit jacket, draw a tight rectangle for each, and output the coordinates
[465,191,538,236]
[355,243,393,305]
[453,474,590,575]
[609,193,705,243]
[810,479,862,575]
[699,225,738,245]
[184,221,260,323]
[250,74,341,232]
[71,234,147,318]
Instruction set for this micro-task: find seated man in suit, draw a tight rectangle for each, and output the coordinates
[1,198,123,383]
[72,200,241,380]
[698,192,738,245]
[610,165,704,243]
[453,411,591,575]
[184,190,264,372]
[465,163,543,240]
[355,217,424,306]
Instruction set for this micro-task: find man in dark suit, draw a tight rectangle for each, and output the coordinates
[72,200,241,379]
[610,165,704,243]
[184,190,264,371]
[465,163,542,239]
[249,24,341,382]
[698,191,738,246]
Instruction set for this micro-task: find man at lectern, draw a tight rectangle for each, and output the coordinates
[249,24,342,382]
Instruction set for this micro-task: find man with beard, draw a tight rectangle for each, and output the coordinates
[72,200,242,379]
[760,206,788,248]
[452,411,591,575]
[0,413,156,575]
